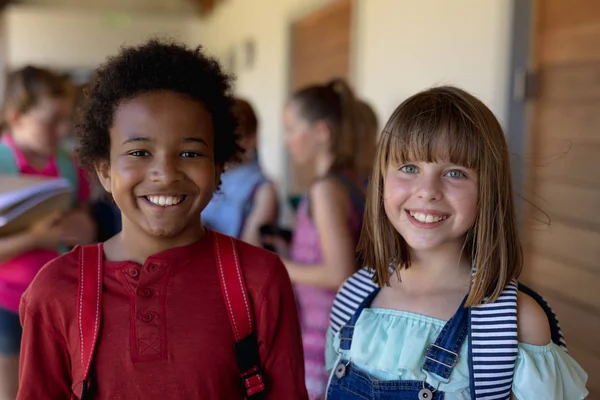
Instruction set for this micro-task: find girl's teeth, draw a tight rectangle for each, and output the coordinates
[410,211,447,223]
[147,195,184,207]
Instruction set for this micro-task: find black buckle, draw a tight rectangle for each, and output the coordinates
[234,331,261,373]
[80,379,89,400]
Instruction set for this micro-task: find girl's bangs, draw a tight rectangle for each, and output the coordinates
[383,104,482,170]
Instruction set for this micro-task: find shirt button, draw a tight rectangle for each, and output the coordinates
[141,313,153,322]
[128,268,140,278]
[140,288,153,298]
[149,264,158,272]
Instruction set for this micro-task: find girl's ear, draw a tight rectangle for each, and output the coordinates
[94,160,112,193]
[5,109,21,128]
[314,120,332,145]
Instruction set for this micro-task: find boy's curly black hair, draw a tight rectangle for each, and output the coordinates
[75,39,240,171]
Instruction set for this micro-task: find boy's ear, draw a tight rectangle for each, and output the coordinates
[94,160,112,193]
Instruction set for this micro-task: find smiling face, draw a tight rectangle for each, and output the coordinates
[383,161,478,253]
[95,90,218,240]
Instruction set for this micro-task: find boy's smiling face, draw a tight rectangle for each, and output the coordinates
[96,90,219,240]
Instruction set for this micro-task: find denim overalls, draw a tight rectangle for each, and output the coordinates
[327,289,468,400]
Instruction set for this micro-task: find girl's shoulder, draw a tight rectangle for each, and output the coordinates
[329,268,568,350]
[329,267,378,335]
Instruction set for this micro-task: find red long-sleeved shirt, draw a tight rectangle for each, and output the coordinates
[18,234,308,399]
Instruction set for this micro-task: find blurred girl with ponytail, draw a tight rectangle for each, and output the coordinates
[278,78,366,399]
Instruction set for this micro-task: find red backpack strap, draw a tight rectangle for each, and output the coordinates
[77,243,104,399]
[213,231,265,398]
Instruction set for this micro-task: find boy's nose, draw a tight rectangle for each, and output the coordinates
[150,156,183,184]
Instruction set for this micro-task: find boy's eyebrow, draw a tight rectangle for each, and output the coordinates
[122,136,151,145]
[121,137,209,146]
[183,137,209,146]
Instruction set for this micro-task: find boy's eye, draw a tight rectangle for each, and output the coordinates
[400,164,418,174]
[446,169,466,179]
[129,150,149,157]
[181,151,202,158]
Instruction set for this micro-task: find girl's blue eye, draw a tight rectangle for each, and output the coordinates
[446,169,465,179]
[400,165,418,174]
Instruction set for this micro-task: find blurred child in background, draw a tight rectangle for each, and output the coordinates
[202,98,278,246]
[0,66,95,399]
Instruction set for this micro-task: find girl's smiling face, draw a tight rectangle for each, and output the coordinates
[383,160,478,253]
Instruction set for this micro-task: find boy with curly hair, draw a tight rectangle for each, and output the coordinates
[17,40,308,399]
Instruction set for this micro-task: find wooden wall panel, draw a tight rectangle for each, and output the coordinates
[526,1,600,396]
[288,0,352,193]
[538,63,600,102]
[536,102,600,142]
[528,221,600,271]
[530,142,600,185]
[290,0,351,91]
[528,180,600,227]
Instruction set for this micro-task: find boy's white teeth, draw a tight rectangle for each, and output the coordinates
[409,211,448,223]
[146,195,184,206]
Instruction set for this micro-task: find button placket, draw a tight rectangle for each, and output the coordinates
[132,261,165,361]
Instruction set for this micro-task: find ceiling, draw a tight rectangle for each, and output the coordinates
[1,0,228,15]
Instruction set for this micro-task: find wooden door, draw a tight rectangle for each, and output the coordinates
[524,0,600,396]
[288,0,352,194]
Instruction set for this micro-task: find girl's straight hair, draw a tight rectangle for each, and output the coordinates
[357,86,522,306]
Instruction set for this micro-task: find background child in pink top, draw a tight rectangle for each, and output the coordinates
[0,66,95,398]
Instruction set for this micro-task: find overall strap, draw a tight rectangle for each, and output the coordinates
[213,231,265,398]
[77,244,104,400]
[422,295,469,381]
[55,148,79,205]
[338,288,380,350]
[468,280,518,400]
[0,143,19,175]
[329,267,379,335]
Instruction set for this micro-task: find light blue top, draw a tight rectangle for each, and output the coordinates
[201,157,268,238]
[325,308,588,400]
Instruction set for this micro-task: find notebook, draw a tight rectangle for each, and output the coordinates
[0,175,73,236]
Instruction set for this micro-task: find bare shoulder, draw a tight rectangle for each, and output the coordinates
[517,291,552,346]
[255,181,277,198]
[310,176,349,204]
[253,181,278,210]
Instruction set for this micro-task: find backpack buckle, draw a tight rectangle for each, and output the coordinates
[80,379,89,400]
[241,366,265,397]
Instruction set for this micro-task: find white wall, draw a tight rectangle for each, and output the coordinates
[353,0,512,129]
[191,0,513,190]
[189,0,335,190]
[4,5,200,70]
[3,0,513,199]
